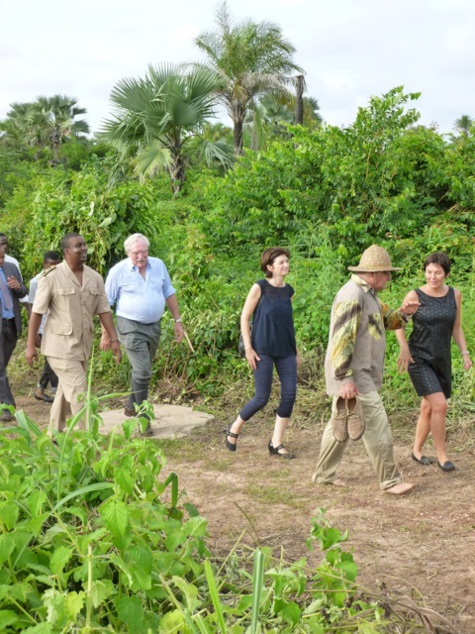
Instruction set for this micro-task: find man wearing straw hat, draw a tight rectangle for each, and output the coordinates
[101,233,184,436]
[312,245,420,495]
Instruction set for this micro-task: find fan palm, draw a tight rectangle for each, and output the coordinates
[244,96,293,150]
[302,97,323,126]
[35,95,89,164]
[0,96,89,163]
[101,63,231,196]
[195,1,304,154]
[453,114,473,138]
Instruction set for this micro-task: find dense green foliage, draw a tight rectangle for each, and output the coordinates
[0,411,208,632]
[0,410,400,632]
[1,86,474,397]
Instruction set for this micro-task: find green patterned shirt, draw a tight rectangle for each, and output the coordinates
[325,274,407,395]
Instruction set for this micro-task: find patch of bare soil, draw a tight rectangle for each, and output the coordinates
[15,392,53,426]
[165,421,475,633]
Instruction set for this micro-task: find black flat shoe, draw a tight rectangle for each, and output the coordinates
[411,452,435,466]
[438,460,456,472]
[224,425,239,452]
[268,439,295,459]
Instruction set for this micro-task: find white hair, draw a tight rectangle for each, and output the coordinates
[124,233,150,254]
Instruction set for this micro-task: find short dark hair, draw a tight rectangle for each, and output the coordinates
[260,247,291,278]
[424,252,451,275]
[61,232,82,254]
[43,250,60,263]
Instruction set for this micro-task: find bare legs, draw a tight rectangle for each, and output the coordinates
[413,392,449,464]
[270,414,291,456]
[226,415,245,448]
[227,413,292,455]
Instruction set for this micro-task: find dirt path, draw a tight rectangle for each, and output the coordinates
[165,422,475,633]
[12,391,475,632]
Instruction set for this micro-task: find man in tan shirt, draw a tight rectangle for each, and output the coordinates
[26,233,121,432]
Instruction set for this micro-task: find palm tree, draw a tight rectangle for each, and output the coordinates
[294,75,306,125]
[302,96,323,126]
[194,2,304,155]
[0,96,89,163]
[100,63,231,196]
[453,114,473,138]
[0,102,48,158]
[244,96,293,150]
[35,95,89,164]
[244,93,322,150]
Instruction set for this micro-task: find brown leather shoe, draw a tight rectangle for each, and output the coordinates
[124,405,135,417]
[331,397,348,442]
[385,482,415,495]
[34,389,54,404]
[347,397,365,440]
[0,409,14,422]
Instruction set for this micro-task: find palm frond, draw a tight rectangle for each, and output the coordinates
[196,138,234,169]
[134,141,171,181]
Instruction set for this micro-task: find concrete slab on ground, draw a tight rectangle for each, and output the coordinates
[99,404,214,438]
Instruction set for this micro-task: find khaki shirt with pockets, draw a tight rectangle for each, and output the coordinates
[32,261,111,361]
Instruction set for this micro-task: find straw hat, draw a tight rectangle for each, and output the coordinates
[348,245,401,273]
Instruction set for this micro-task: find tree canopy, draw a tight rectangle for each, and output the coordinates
[194,1,304,154]
[100,63,232,196]
[0,95,89,164]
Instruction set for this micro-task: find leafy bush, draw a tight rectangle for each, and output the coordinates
[0,412,208,633]
[0,410,398,633]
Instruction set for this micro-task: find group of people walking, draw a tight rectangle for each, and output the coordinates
[229,244,472,495]
[24,232,184,435]
[0,231,472,495]
[0,231,183,434]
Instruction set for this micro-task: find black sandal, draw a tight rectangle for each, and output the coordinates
[268,439,295,460]
[224,425,239,452]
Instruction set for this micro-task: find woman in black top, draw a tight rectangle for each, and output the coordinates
[225,247,299,458]
[396,252,472,471]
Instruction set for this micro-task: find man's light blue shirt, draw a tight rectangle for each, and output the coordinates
[0,267,15,319]
[105,257,176,324]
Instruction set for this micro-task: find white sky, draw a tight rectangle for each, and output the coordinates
[1,0,474,135]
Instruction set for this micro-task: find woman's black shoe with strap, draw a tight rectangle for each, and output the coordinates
[268,439,295,459]
[224,425,239,452]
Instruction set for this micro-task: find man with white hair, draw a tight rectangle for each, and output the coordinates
[102,234,184,435]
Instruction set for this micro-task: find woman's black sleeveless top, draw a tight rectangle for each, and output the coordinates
[251,279,296,357]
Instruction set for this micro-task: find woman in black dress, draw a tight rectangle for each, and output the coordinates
[396,253,472,471]
[225,247,299,458]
